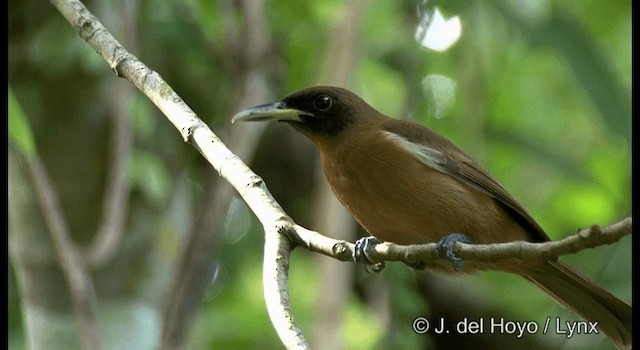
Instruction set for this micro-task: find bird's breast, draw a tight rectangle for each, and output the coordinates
[316,129,528,246]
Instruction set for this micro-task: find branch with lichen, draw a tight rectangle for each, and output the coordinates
[50,1,631,349]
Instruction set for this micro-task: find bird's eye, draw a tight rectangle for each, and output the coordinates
[314,95,333,111]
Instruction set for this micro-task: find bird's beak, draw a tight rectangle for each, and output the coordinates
[231,102,313,124]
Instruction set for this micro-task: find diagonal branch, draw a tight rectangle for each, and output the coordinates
[51,0,307,347]
[19,153,102,350]
[159,0,277,348]
[85,0,138,269]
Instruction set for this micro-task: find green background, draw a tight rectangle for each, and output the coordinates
[9,0,630,349]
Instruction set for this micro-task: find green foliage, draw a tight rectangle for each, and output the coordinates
[8,86,36,158]
[8,0,630,349]
[130,150,171,206]
[358,60,406,117]
[342,296,384,349]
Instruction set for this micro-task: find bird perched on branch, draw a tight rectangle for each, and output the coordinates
[232,86,631,349]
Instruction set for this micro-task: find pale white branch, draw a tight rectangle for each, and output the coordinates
[294,218,631,267]
[51,0,306,347]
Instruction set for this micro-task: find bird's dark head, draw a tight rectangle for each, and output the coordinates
[232,86,377,137]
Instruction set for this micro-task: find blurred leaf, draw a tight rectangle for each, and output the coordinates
[29,16,100,77]
[587,138,631,207]
[8,86,36,158]
[129,150,171,206]
[343,296,383,350]
[312,0,345,24]
[488,129,595,183]
[550,183,617,226]
[186,0,224,46]
[133,95,158,144]
[358,60,406,118]
[489,0,631,141]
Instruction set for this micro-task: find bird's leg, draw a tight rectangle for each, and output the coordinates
[353,236,386,272]
[435,233,473,271]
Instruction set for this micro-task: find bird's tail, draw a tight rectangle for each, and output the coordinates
[526,260,631,349]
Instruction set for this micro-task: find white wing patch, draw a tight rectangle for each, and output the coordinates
[382,131,448,173]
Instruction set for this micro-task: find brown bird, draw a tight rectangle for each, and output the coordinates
[232,86,631,349]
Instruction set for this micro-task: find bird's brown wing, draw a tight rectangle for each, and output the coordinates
[452,159,550,242]
[383,120,550,242]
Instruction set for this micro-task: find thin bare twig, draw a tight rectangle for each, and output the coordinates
[293,218,632,266]
[85,0,137,268]
[20,153,102,350]
[159,0,276,347]
[51,0,307,347]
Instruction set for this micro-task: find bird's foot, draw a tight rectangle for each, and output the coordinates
[353,236,386,272]
[436,233,473,272]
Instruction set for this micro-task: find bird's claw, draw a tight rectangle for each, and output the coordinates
[436,233,473,271]
[353,236,385,272]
